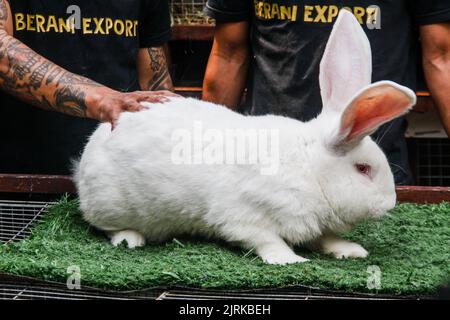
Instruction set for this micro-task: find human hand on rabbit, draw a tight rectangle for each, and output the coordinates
[86,87,179,129]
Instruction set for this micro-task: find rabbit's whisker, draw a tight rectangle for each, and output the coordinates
[389,162,408,175]
[375,121,395,145]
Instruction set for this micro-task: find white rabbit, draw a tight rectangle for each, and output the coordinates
[74,10,416,265]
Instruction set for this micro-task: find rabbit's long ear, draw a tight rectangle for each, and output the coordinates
[319,9,372,113]
[330,81,416,150]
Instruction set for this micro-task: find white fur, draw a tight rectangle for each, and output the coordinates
[74,11,416,265]
[314,234,369,259]
[109,230,146,249]
[320,9,372,113]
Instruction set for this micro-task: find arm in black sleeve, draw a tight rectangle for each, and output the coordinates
[204,0,251,23]
[411,0,450,25]
[139,0,171,48]
[137,0,173,91]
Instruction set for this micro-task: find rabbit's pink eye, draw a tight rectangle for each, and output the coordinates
[355,164,371,177]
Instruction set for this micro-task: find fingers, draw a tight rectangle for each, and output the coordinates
[134,90,182,103]
[120,91,182,109]
[140,102,151,110]
[104,101,139,130]
[153,90,181,97]
[124,99,144,112]
[107,107,121,131]
[97,90,182,128]
[141,95,171,104]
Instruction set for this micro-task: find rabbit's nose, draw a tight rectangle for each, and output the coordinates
[383,195,397,212]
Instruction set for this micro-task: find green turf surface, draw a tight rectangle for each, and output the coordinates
[1,197,449,295]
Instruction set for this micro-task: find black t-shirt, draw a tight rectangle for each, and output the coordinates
[0,0,170,174]
[205,0,450,184]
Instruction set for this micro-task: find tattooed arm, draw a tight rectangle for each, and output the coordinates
[137,46,174,91]
[0,0,175,127]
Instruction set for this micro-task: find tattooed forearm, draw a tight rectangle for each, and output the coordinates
[0,28,101,117]
[30,60,52,89]
[147,47,173,91]
[54,86,88,117]
[45,65,64,85]
[0,0,8,28]
[0,0,178,124]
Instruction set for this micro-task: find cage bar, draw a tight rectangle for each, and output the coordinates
[170,0,214,25]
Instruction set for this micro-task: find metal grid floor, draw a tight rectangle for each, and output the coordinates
[0,275,422,301]
[154,288,415,301]
[0,274,161,300]
[0,284,151,300]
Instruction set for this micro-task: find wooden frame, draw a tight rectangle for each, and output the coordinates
[396,186,450,204]
[171,25,214,41]
[0,174,76,194]
[0,174,449,204]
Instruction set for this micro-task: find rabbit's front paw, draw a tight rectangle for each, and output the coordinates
[262,252,309,265]
[110,230,146,249]
[331,242,369,259]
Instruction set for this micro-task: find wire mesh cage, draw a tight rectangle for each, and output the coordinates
[0,200,51,245]
[169,0,214,25]
[411,138,450,186]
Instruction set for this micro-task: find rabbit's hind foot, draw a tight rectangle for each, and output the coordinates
[249,234,309,265]
[109,230,146,249]
[262,251,309,265]
[317,234,368,259]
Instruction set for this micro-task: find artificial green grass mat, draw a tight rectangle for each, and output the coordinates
[1,197,449,295]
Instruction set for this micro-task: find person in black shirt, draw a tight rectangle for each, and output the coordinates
[203,1,450,185]
[0,0,176,174]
